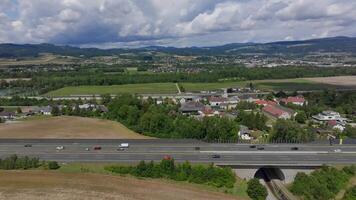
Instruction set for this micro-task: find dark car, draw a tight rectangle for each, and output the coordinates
[24,144,32,147]
[249,145,256,148]
[291,147,299,151]
[94,146,102,150]
[195,147,200,150]
[257,146,265,150]
[212,154,221,158]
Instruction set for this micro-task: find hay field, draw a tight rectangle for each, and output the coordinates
[0,116,151,139]
[0,171,242,200]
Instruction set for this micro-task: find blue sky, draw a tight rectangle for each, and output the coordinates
[0,0,355,48]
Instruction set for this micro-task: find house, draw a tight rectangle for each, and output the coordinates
[208,96,228,107]
[280,96,307,106]
[21,106,41,116]
[39,106,52,115]
[312,111,347,123]
[179,101,205,115]
[254,99,277,107]
[262,105,295,119]
[198,106,220,117]
[327,120,345,132]
[239,94,258,102]
[0,111,15,120]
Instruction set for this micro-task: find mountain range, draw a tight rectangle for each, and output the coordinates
[1,36,355,58]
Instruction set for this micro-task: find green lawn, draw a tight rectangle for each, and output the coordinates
[182,78,339,92]
[46,83,178,96]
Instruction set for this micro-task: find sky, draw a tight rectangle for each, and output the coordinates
[0,0,355,48]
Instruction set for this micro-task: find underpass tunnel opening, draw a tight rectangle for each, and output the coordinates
[254,167,285,182]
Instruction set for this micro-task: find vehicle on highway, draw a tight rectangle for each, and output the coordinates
[257,146,265,150]
[24,144,32,147]
[56,146,64,150]
[117,147,126,151]
[163,155,172,160]
[118,143,129,148]
[195,147,200,150]
[85,148,90,151]
[212,154,221,158]
[249,145,256,148]
[334,149,342,153]
[291,147,299,150]
[94,146,102,150]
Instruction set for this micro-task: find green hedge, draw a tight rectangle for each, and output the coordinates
[105,159,236,188]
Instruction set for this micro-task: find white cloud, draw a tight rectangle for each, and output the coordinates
[0,0,355,47]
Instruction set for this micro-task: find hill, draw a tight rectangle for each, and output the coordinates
[1,36,355,58]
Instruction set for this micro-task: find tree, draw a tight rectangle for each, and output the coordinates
[51,105,60,116]
[270,119,314,142]
[47,161,60,170]
[343,125,356,139]
[247,178,268,200]
[295,111,307,124]
[16,107,22,114]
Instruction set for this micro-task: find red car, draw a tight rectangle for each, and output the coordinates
[163,155,172,160]
[93,146,102,150]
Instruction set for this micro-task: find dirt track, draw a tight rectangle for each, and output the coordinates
[0,171,242,200]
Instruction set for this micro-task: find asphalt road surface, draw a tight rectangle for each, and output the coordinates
[1,139,356,166]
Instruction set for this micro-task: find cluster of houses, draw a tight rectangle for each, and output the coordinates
[178,94,308,121]
[0,104,108,122]
[312,111,350,132]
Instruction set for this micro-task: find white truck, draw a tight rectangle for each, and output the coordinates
[118,143,129,148]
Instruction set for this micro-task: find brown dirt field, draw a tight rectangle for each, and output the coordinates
[0,171,242,200]
[0,116,151,139]
[304,76,356,86]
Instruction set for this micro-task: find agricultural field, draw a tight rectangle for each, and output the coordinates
[0,54,79,67]
[0,116,151,139]
[46,83,178,96]
[0,170,243,200]
[44,76,356,97]
[305,76,356,87]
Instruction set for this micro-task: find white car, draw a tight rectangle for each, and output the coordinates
[56,146,64,150]
[334,149,342,153]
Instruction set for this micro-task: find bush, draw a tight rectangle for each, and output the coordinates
[290,166,353,200]
[246,178,268,200]
[0,155,40,170]
[342,186,356,200]
[105,160,236,189]
[47,161,60,170]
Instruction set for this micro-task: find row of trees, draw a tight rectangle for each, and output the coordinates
[0,155,60,170]
[290,165,356,200]
[105,159,236,188]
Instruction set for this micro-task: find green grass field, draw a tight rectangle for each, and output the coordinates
[45,78,346,96]
[182,78,340,92]
[46,83,178,96]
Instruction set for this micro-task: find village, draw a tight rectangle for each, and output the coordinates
[1,86,354,142]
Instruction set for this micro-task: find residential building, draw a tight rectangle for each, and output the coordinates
[179,101,205,115]
[280,96,307,106]
[0,111,15,120]
[262,105,295,119]
[208,96,228,107]
[312,111,347,123]
[254,99,277,107]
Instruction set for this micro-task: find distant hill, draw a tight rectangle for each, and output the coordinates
[1,36,356,58]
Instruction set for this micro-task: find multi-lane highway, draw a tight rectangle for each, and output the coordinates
[0,139,356,166]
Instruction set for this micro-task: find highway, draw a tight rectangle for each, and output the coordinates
[0,139,356,166]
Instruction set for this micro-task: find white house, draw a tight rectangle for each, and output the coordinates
[312,111,347,122]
